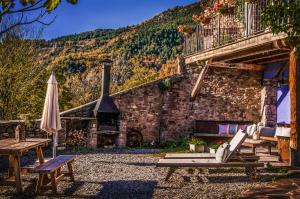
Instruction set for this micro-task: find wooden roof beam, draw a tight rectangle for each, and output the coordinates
[220,48,281,62]
[225,49,289,63]
[191,62,209,100]
[244,52,289,63]
[274,62,289,79]
[209,62,265,71]
[257,57,289,65]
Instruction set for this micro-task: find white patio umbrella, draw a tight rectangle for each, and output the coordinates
[40,72,61,158]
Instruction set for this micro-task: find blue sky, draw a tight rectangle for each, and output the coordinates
[40,0,197,40]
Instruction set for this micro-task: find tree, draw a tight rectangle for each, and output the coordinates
[0,27,46,120]
[262,0,300,46]
[261,0,300,166]
[0,0,78,36]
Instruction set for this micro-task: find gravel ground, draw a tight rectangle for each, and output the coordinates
[0,149,286,199]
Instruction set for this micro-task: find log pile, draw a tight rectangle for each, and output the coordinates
[66,130,87,147]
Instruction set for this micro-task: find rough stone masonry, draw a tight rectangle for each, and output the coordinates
[0,61,275,147]
[59,62,264,147]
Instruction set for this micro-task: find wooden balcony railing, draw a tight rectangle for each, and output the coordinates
[184,0,269,55]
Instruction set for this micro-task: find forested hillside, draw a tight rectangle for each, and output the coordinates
[37,3,201,112]
[2,3,200,119]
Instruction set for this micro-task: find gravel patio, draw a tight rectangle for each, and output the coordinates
[0,148,288,199]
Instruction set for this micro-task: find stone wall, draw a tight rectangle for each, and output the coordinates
[1,63,263,146]
[61,64,263,145]
[0,120,47,139]
[159,65,262,141]
[260,79,277,127]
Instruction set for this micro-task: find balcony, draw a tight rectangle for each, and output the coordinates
[184,0,270,56]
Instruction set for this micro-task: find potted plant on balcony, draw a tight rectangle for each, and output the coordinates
[177,25,194,37]
[209,140,224,154]
[245,0,258,3]
[188,138,207,153]
[213,2,235,15]
[192,7,213,25]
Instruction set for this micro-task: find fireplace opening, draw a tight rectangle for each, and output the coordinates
[97,113,119,132]
[97,133,118,148]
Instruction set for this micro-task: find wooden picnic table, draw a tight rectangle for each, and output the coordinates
[0,138,50,193]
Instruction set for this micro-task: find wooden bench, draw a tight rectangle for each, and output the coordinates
[33,155,76,194]
[193,133,234,138]
[192,120,253,140]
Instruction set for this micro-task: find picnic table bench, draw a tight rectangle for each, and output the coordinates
[0,138,50,193]
[33,155,76,194]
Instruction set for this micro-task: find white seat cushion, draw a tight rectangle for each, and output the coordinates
[275,127,291,137]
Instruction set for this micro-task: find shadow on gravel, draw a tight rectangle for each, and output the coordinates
[96,180,157,199]
[63,148,162,156]
[91,160,157,167]
[205,174,281,183]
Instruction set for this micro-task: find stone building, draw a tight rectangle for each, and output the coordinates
[0,57,278,148]
[55,57,274,148]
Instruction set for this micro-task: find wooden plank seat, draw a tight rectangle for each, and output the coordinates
[157,130,264,181]
[157,158,264,181]
[33,155,76,194]
[164,153,259,162]
[242,138,276,155]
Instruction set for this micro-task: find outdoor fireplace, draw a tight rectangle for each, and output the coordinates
[93,63,120,147]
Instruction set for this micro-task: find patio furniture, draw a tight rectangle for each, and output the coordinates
[275,127,291,162]
[165,129,256,160]
[157,130,264,181]
[192,120,253,139]
[164,153,258,161]
[242,138,276,155]
[0,138,50,193]
[33,155,76,194]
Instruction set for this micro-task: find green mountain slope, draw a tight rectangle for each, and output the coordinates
[41,3,201,111]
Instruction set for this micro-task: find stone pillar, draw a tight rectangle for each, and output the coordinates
[57,119,67,149]
[88,119,97,148]
[118,121,127,147]
[261,79,277,127]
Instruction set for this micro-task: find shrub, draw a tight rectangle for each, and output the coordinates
[210,140,224,149]
[188,138,207,146]
[158,78,172,92]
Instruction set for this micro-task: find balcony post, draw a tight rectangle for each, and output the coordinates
[196,26,199,52]
[245,2,249,37]
[218,14,221,46]
[289,47,300,166]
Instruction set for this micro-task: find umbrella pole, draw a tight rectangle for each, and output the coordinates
[53,132,57,158]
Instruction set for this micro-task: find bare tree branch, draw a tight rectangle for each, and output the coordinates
[0,9,55,35]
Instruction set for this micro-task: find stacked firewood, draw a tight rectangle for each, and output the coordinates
[66,130,87,147]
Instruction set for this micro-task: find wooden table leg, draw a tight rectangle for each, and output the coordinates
[50,171,57,194]
[8,155,14,179]
[268,145,272,155]
[36,173,45,194]
[67,162,75,181]
[35,146,51,183]
[165,167,178,182]
[35,146,45,164]
[12,155,23,193]
[252,146,256,154]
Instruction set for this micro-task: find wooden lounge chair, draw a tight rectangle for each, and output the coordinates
[164,129,253,160]
[157,130,264,181]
